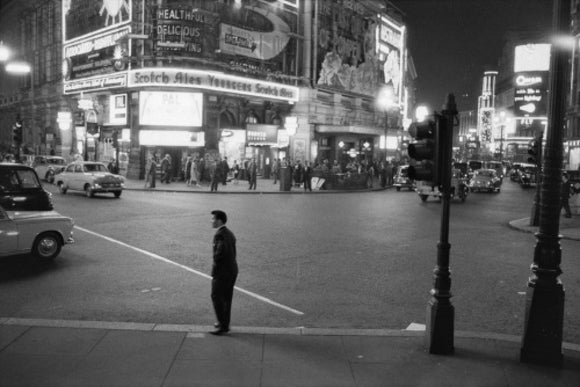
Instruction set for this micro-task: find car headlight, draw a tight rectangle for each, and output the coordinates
[94,183,101,188]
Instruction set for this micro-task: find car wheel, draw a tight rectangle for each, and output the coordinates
[396,186,401,191]
[114,191,122,198]
[85,185,94,198]
[58,182,67,194]
[420,194,428,202]
[32,232,62,261]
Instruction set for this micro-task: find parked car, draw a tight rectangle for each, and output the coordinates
[32,155,67,183]
[469,168,502,193]
[56,161,124,198]
[393,165,414,191]
[0,163,54,211]
[0,204,74,261]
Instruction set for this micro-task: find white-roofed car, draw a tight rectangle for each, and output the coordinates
[56,161,124,198]
[32,155,67,183]
[0,204,74,262]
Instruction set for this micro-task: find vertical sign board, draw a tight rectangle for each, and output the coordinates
[109,94,128,125]
[513,44,550,132]
[377,15,405,107]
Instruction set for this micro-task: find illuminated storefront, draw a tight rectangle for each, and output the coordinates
[313,2,408,165]
[60,0,300,179]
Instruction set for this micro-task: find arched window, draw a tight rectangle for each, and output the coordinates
[245,110,260,124]
[219,110,236,128]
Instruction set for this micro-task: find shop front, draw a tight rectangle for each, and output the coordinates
[315,125,383,168]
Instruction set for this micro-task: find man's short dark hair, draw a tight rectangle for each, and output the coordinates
[211,210,227,224]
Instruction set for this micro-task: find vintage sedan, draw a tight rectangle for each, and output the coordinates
[0,204,74,261]
[32,155,67,183]
[469,168,502,193]
[56,162,124,198]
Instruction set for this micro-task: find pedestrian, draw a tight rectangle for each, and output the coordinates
[385,161,393,186]
[272,158,280,184]
[147,156,158,188]
[210,158,222,192]
[293,160,303,187]
[232,160,240,184]
[221,157,230,185]
[161,154,171,184]
[248,158,257,190]
[209,210,238,335]
[185,156,192,186]
[190,157,201,187]
[561,172,576,218]
[303,161,312,191]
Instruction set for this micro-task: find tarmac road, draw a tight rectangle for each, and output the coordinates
[1,178,579,345]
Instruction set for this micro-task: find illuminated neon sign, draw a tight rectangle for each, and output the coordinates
[127,68,299,103]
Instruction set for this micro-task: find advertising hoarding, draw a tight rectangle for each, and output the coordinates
[63,0,132,43]
[63,27,129,81]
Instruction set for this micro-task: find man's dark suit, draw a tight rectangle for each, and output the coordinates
[211,226,238,330]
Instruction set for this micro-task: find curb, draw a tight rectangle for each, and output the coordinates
[508,217,580,241]
[2,317,579,352]
[124,185,391,195]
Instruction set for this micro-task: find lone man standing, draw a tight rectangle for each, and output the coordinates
[209,210,238,335]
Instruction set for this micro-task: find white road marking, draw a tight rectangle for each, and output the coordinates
[75,226,304,316]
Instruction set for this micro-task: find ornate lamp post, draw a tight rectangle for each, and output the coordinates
[520,0,569,367]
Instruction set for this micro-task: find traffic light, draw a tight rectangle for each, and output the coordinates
[527,137,541,166]
[408,114,445,185]
[12,119,23,143]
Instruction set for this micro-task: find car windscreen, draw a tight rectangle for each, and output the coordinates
[49,159,65,165]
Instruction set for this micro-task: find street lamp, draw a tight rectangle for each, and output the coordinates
[5,57,33,160]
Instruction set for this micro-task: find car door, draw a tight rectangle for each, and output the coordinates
[0,206,18,256]
[72,164,85,190]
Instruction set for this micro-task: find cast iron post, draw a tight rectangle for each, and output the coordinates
[426,94,457,354]
[529,130,544,227]
[520,0,568,367]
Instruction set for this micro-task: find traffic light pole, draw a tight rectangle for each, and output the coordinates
[426,94,457,355]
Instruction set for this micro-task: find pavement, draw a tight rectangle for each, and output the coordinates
[1,178,578,386]
[1,318,579,387]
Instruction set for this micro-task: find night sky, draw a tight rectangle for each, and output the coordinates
[395,0,554,112]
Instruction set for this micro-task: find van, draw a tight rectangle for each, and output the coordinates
[0,163,53,211]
